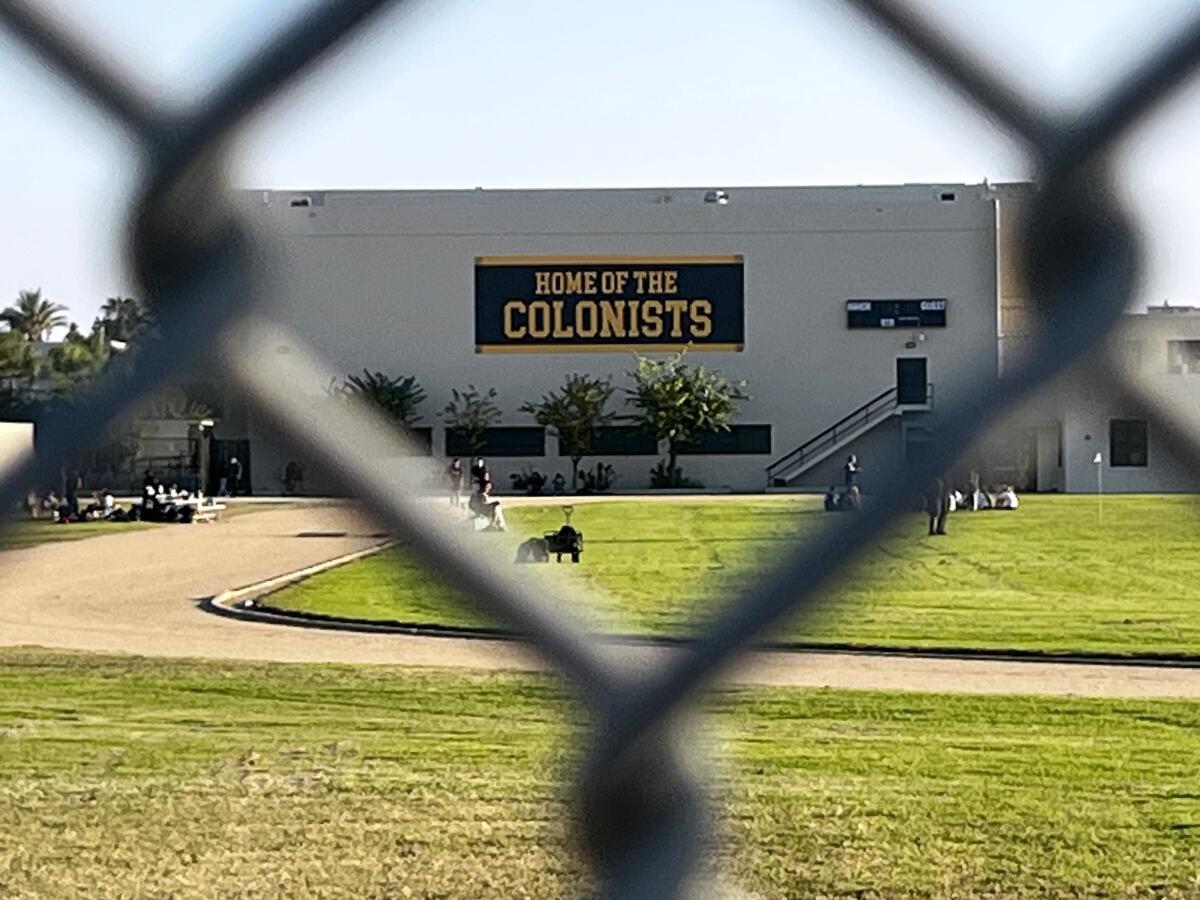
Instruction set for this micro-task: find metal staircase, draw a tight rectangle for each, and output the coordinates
[765,384,932,486]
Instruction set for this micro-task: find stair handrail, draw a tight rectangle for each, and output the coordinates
[765,385,899,480]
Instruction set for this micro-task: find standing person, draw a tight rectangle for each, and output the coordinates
[65,470,82,519]
[925,477,950,536]
[844,453,861,488]
[283,460,303,494]
[227,457,243,498]
[469,457,489,491]
[447,457,464,507]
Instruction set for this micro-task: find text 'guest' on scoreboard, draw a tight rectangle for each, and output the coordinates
[474,255,745,353]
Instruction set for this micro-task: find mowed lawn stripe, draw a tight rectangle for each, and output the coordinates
[269,495,1200,656]
[1,649,1199,897]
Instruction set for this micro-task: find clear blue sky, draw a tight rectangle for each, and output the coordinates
[3,0,1199,330]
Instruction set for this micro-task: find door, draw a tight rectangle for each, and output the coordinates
[896,357,928,405]
[210,439,251,495]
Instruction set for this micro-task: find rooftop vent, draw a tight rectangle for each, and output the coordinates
[704,189,730,205]
[939,191,956,202]
[289,196,312,208]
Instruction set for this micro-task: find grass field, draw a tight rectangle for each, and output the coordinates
[0,501,296,551]
[0,648,1197,898]
[0,516,156,550]
[269,495,1200,656]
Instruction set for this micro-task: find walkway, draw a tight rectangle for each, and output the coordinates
[3,502,1200,699]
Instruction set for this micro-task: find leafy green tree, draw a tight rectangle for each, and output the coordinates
[0,328,38,380]
[442,385,501,453]
[335,370,426,428]
[520,374,615,491]
[1,289,68,341]
[46,322,110,388]
[95,295,152,343]
[0,328,41,416]
[626,352,748,487]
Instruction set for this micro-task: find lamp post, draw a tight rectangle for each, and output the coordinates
[1092,452,1103,524]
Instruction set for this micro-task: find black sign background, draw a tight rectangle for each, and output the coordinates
[475,256,744,352]
[846,299,947,329]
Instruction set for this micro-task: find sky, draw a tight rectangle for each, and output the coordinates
[3,0,1200,332]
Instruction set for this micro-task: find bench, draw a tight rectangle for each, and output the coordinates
[193,502,226,523]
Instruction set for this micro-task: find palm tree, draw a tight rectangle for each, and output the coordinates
[96,295,152,343]
[1,289,68,341]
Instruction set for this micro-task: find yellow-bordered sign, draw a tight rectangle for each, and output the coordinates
[474,254,744,353]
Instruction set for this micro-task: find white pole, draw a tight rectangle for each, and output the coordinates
[1093,452,1103,524]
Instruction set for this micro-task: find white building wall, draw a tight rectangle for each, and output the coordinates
[238,184,1001,493]
[1034,313,1200,493]
[0,421,34,483]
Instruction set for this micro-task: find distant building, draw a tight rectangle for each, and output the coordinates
[172,183,1197,494]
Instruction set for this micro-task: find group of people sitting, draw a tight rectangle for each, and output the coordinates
[948,479,1020,511]
[140,473,227,523]
[33,488,131,524]
[447,457,507,531]
[27,470,228,526]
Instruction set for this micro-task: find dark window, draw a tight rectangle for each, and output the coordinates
[406,427,433,455]
[1110,419,1148,467]
[558,426,658,456]
[1167,340,1200,374]
[445,426,545,457]
[676,425,772,455]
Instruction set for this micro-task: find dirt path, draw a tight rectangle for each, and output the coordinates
[3,502,1200,699]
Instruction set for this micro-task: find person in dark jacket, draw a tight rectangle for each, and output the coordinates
[447,458,464,507]
[227,457,243,497]
[843,453,861,488]
[469,457,490,492]
[925,477,950,536]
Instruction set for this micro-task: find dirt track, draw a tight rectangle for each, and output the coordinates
[4,503,1200,699]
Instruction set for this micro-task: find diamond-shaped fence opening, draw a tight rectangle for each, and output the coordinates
[4,0,1200,896]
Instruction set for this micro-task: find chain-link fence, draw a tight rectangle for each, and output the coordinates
[4,0,1200,896]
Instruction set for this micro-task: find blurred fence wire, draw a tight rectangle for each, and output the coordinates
[4,0,1200,896]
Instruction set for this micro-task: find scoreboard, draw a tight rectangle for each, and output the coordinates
[846,299,947,329]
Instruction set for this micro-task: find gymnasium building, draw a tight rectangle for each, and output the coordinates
[202,182,1197,495]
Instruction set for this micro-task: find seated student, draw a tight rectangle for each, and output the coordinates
[971,487,991,511]
[142,484,162,522]
[82,491,103,520]
[823,486,840,512]
[948,489,966,512]
[996,485,1020,510]
[845,484,864,511]
[468,482,506,531]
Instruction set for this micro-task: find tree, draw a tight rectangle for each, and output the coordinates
[335,370,426,428]
[1,289,68,341]
[95,295,152,343]
[442,385,501,453]
[46,322,110,388]
[0,328,40,416]
[520,374,615,491]
[626,352,748,487]
[0,329,38,380]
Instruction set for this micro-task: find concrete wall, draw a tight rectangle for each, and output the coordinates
[238,184,1001,493]
[1031,313,1200,493]
[0,421,34,482]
